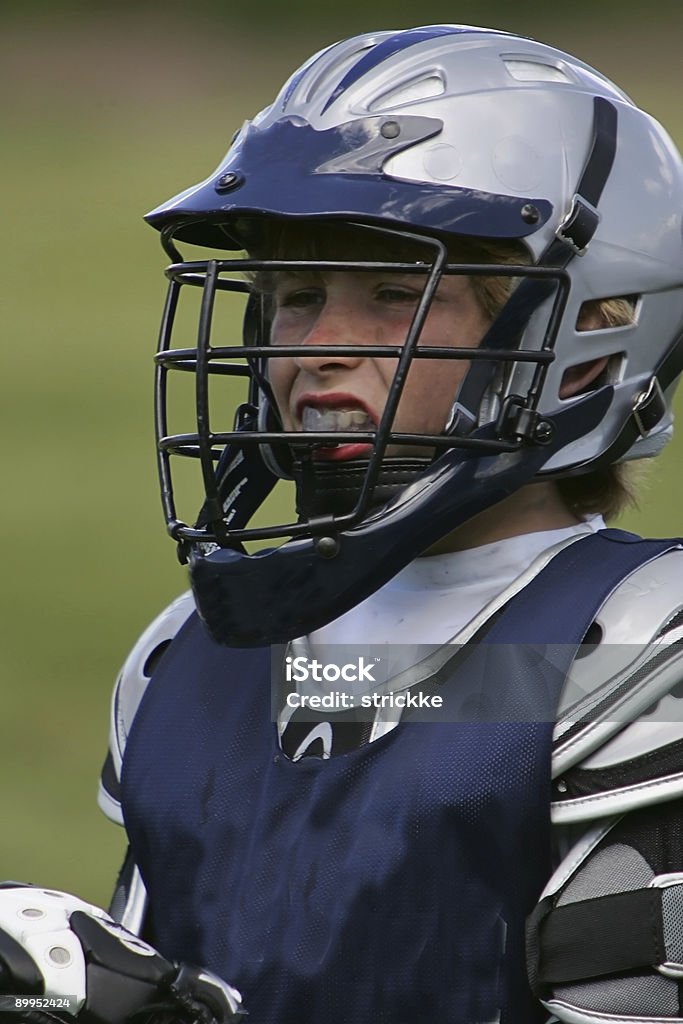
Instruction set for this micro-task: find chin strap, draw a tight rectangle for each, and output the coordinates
[293,456,431,517]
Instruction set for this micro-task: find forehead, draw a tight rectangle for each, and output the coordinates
[246,218,521,264]
[270,267,473,290]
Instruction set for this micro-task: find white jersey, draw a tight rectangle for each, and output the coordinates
[309,519,606,647]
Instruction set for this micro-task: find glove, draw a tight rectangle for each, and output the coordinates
[0,885,245,1023]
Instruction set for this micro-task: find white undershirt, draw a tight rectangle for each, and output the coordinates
[310,518,606,649]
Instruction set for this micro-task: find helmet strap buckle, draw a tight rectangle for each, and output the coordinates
[555,194,600,256]
[632,375,666,436]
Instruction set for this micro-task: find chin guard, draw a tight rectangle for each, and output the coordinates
[292,456,432,517]
[189,390,612,645]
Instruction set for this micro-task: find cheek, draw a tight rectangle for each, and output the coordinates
[392,303,487,431]
[265,357,295,427]
[398,359,470,432]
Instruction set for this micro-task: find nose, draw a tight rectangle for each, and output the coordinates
[293,295,366,375]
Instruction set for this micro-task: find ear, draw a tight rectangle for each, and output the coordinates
[559,356,608,399]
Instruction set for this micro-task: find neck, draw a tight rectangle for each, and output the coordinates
[425,482,583,556]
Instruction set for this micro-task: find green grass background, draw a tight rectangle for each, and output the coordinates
[1,6,682,906]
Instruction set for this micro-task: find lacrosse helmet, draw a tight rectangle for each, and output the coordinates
[146,25,683,645]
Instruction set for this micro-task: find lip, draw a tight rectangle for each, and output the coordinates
[294,391,378,424]
[313,442,373,462]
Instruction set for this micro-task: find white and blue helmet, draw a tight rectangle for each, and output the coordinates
[146,25,683,645]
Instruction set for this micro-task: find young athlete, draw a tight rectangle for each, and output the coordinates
[2,24,683,1024]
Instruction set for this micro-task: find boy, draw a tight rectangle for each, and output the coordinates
[3,24,683,1024]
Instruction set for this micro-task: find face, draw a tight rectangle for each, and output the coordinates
[267,270,490,461]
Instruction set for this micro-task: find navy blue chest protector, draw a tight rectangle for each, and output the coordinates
[121,531,678,1024]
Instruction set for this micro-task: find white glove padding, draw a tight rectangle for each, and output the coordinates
[0,884,244,1023]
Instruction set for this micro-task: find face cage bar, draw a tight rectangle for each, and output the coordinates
[154,247,569,546]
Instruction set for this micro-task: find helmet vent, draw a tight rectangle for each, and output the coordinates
[304,45,375,104]
[503,58,573,84]
[369,72,446,112]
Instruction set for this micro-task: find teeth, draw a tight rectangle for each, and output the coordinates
[301,406,374,432]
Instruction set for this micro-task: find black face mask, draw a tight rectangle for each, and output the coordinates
[152,224,622,645]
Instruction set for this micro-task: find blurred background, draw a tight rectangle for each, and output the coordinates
[1,1,682,905]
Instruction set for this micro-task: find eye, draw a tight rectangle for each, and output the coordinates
[277,286,325,310]
[375,284,421,305]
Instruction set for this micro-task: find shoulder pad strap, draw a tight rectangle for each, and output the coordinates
[551,548,683,824]
[531,803,683,1022]
[98,592,195,824]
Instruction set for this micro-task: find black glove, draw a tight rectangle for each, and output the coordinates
[0,885,245,1024]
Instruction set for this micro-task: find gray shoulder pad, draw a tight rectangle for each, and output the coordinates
[551,547,683,824]
[97,591,196,825]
